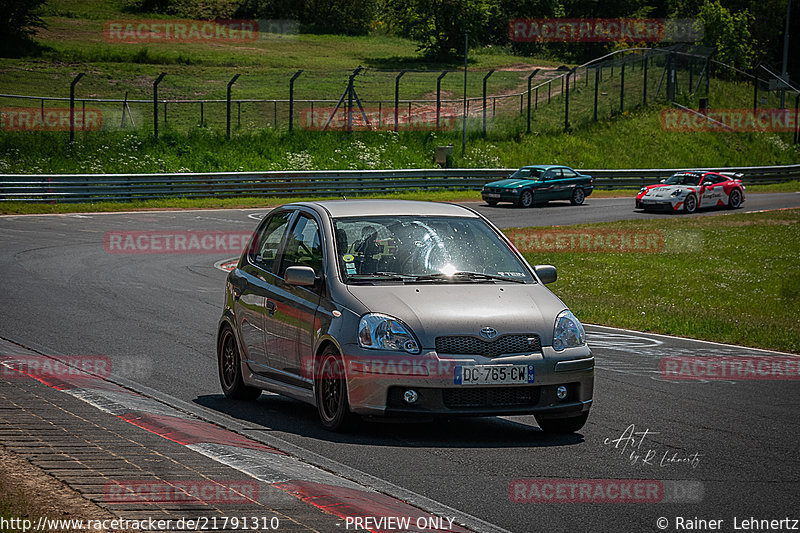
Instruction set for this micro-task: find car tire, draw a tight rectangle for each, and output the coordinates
[570,188,585,205]
[486,199,498,207]
[218,325,261,401]
[315,347,354,431]
[728,189,742,209]
[683,194,697,214]
[517,189,534,208]
[535,412,589,434]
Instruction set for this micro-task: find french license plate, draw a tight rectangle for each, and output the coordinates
[485,193,501,198]
[454,365,534,386]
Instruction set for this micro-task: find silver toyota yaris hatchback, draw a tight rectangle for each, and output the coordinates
[217,200,593,432]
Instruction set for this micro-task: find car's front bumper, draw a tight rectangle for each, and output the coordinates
[482,190,520,203]
[340,345,594,418]
[636,197,681,211]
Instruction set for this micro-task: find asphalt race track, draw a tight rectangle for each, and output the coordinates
[1,194,798,532]
[466,191,800,228]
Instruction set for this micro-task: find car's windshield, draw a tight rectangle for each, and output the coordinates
[509,168,544,180]
[333,216,533,283]
[665,172,703,185]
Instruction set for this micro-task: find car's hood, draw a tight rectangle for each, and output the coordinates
[484,178,533,188]
[345,283,566,348]
[642,184,697,197]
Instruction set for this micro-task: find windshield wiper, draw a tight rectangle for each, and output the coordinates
[413,271,527,283]
[347,271,412,282]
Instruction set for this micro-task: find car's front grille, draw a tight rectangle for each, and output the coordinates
[435,334,541,358]
[443,386,540,409]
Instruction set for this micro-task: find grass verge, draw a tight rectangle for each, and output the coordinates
[510,209,800,353]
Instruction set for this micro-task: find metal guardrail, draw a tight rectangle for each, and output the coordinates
[1,165,798,203]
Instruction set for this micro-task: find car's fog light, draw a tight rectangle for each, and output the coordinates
[403,389,419,404]
[556,385,568,400]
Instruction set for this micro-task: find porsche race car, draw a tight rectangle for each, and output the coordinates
[635,171,745,213]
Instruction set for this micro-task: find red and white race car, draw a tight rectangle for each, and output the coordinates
[635,171,745,213]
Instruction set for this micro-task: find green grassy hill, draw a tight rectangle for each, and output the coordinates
[1,0,798,174]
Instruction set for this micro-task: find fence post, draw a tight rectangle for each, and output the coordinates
[226,74,240,139]
[526,69,539,134]
[69,73,84,143]
[753,66,759,112]
[121,91,128,127]
[200,102,204,126]
[394,70,406,132]
[620,61,625,112]
[795,93,799,145]
[548,80,551,103]
[643,56,648,105]
[482,69,494,137]
[163,102,167,126]
[436,71,447,127]
[594,67,599,121]
[153,72,166,140]
[666,53,675,102]
[289,70,303,132]
[564,68,573,131]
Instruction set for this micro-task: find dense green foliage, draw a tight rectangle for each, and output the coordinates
[0,0,47,40]
[109,0,797,76]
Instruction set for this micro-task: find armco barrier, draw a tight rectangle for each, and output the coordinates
[1,165,798,203]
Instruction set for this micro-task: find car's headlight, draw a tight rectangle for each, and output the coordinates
[552,310,585,351]
[358,313,420,354]
[671,188,683,196]
[639,187,647,193]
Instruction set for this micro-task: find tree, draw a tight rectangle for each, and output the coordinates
[0,0,47,41]
[386,0,496,58]
[697,0,754,71]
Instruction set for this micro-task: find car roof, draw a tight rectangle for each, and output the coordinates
[521,165,562,170]
[289,199,480,218]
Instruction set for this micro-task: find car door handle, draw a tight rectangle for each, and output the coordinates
[266,300,276,317]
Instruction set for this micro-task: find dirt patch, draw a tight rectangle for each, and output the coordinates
[0,444,136,532]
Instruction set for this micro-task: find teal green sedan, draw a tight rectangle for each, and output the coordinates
[481,165,594,208]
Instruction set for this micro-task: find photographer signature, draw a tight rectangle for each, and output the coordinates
[603,424,702,469]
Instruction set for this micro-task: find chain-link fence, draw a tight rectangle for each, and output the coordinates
[1,45,797,143]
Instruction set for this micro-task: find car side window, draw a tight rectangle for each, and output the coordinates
[549,169,563,179]
[249,211,293,272]
[279,215,323,278]
[561,168,577,178]
[711,175,728,184]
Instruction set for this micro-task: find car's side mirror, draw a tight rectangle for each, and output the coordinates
[534,264,557,284]
[285,266,316,286]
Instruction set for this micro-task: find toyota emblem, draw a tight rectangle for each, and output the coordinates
[479,327,498,340]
